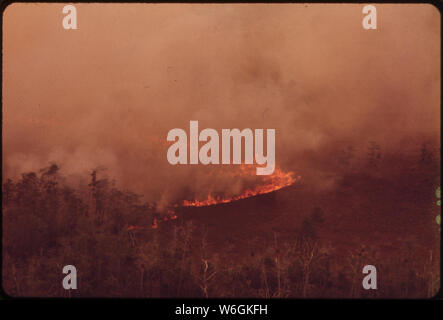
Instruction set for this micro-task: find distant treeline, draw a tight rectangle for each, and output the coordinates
[2,149,440,297]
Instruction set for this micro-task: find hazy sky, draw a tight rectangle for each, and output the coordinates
[2,3,440,207]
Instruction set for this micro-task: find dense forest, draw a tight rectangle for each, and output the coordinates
[2,142,441,298]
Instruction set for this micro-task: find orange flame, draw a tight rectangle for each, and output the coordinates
[181,166,300,207]
[127,213,177,231]
[143,167,299,230]
[153,212,177,229]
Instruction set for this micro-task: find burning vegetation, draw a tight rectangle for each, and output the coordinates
[2,144,441,298]
[179,166,300,207]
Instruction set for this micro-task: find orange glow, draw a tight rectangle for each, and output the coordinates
[181,166,300,207]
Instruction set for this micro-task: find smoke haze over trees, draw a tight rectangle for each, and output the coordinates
[2,4,440,208]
